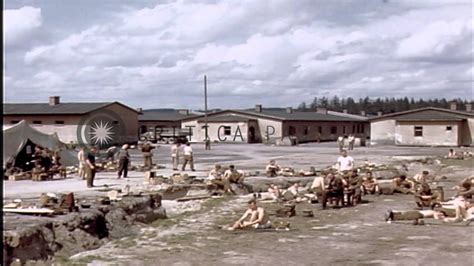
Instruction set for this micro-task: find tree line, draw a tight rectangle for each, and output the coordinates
[296,97,471,115]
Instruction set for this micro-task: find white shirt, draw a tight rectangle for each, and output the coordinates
[337,156,354,171]
[183,146,193,156]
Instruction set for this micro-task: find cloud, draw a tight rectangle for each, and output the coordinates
[4,0,473,109]
[4,6,42,47]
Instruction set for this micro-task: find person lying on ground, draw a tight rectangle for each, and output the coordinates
[298,166,317,177]
[385,208,447,224]
[392,175,413,194]
[266,160,281,177]
[207,164,233,195]
[361,171,380,195]
[442,201,474,224]
[414,183,438,209]
[228,199,271,230]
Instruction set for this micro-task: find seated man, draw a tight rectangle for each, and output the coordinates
[446,149,458,159]
[319,173,344,209]
[267,184,282,200]
[410,170,430,188]
[392,175,413,194]
[207,164,233,194]
[266,160,281,177]
[348,170,363,206]
[224,165,244,184]
[361,171,380,195]
[224,165,253,193]
[229,199,271,230]
[414,183,437,209]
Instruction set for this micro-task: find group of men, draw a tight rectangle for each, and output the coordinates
[337,135,356,151]
[77,144,131,187]
[386,176,474,225]
[207,164,251,194]
[171,142,195,171]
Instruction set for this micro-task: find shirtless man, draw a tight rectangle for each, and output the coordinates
[414,183,437,209]
[392,175,413,194]
[361,171,380,195]
[267,184,282,200]
[207,164,233,194]
[229,199,271,230]
[266,160,281,177]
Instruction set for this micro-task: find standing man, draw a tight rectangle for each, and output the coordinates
[316,131,321,143]
[348,134,355,150]
[337,135,344,151]
[77,147,86,180]
[84,147,97,188]
[141,141,155,170]
[337,150,354,173]
[182,143,195,171]
[205,138,211,150]
[171,142,181,170]
[117,144,130,179]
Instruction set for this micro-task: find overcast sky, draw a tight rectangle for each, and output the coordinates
[4,0,473,110]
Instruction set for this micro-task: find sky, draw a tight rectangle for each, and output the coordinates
[3,0,473,110]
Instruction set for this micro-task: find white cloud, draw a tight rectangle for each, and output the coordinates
[4,6,42,46]
[4,0,473,108]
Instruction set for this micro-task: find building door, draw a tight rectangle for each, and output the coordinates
[249,126,256,143]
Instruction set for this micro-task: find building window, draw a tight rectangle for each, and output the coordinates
[113,121,119,124]
[55,120,65,125]
[317,126,322,134]
[330,126,337,134]
[223,126,231,135]
[11,120,20,124]
[33,120,42,124]
[414,126,423,137]
[288,126,296,135]
[303,126,309,135]
[342,126,346,134]
[446,126,452,131]
[352,124,356,133]
[361,124,365,134]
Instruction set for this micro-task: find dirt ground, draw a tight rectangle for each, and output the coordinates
[4,142,474,265]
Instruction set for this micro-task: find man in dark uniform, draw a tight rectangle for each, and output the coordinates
[85,147,97,188]
[117,144,130,178]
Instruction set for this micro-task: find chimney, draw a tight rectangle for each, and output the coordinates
[377,111,383,117]
[49,96,60,106]
[342,109,348,114]
[255,104,263,113]
[466,103,472,112]
[316,108,328,115]
[178,109,189,115]
[450,101,457,110]
[286,107,293,114]
[136,108,143,113]
[360,111,366,116]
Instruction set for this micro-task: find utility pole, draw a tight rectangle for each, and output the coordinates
[204,75,210,150]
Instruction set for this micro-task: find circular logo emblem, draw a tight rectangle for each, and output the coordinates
[77,109,126,148]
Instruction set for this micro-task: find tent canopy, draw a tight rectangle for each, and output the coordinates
[3,120,78,167]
